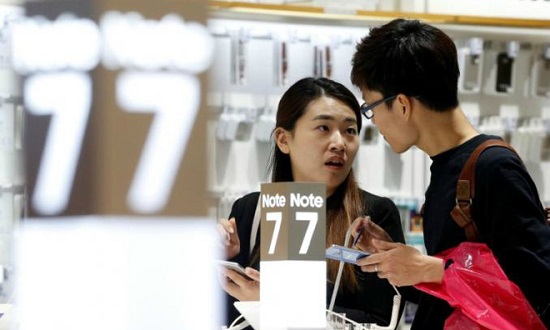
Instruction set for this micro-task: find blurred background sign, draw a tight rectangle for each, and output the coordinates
[11,1,222,330]
[18,0,212,217]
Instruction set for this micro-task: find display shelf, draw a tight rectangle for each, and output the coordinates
[209,1,550,29]
[207,0,550,220]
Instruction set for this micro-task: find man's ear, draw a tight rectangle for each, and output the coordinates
[397,94,413,121]
[274,127,291,154]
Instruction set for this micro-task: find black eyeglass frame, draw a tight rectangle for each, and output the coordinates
[360,95,397,119]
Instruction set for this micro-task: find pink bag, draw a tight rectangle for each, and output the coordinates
[415,242,546,330]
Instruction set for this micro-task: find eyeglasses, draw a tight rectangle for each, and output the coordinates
[360,95,397,119]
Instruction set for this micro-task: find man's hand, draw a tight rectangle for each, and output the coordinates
[356,239,444,286]
[350,216,392,253]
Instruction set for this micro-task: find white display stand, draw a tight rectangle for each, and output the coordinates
[16,218,222,330]
[260,182,326,330]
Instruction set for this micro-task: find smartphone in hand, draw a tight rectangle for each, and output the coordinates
[326,244,370,265]
[218,260,254,281]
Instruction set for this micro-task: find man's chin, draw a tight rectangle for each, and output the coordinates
[383,139,408,154]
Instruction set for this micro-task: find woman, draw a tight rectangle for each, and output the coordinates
[219,77,406,327]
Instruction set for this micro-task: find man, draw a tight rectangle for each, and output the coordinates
[349,18,550,329]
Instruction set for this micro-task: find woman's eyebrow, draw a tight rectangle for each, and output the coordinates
[312,114,357,124]
[312,114,335,121]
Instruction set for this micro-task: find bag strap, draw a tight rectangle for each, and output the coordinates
[450,139,518,242]
[250,196,261,255]
[246,196,262,268]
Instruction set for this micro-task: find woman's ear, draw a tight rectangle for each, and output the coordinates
[274,127,291,154]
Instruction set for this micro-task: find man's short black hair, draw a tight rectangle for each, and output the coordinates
[351,18,460,112]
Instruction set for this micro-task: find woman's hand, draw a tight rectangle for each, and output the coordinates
[222,268,260,301]
[350,216,393,253]
[217,217,240,259]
